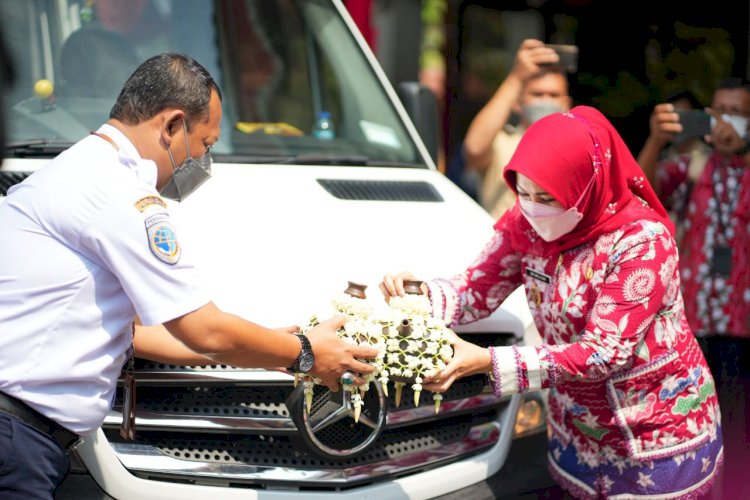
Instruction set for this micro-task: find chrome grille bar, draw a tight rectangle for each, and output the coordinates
[102,393,506,432]
[112,421,500,487]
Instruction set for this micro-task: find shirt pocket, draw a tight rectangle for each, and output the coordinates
[606,350,710,461]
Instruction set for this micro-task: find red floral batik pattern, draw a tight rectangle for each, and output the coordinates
[658,150,750,337]
[425,216,722,498]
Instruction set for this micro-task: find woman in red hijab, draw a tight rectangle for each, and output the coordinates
[381,106,722,498]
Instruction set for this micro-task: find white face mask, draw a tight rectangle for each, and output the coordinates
[521,101,565,125]
[711,114,749,140]
[519,199,583,242]
[517,175,594,242]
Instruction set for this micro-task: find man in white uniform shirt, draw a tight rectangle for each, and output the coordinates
[0,53,377,499]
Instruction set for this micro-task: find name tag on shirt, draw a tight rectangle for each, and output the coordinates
[525,268,551,284]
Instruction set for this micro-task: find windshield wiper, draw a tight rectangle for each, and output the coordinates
[5,139,76,157]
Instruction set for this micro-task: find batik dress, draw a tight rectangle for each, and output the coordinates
[658,150,750,337]
[426,216,723,499]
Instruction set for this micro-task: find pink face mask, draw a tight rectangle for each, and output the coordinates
[518,175,595,242]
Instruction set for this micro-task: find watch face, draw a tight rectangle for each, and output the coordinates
[299,352,315,373]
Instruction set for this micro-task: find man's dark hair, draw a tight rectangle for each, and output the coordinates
[529,64,571,94]
[533,64,568,80]
[715,77,750,94]
[110,53,222,129]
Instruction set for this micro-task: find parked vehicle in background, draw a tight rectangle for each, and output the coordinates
[0,1,531,498]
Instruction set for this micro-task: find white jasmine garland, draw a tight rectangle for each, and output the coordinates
[389,294,431,316]
[295,284,455,420]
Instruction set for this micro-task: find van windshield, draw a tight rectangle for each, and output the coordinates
[1,0,424,167]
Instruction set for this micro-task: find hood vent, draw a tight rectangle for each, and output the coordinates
[317,179,443,202]
[0,172,31,196]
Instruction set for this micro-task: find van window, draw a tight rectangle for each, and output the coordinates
[1,0,423,167]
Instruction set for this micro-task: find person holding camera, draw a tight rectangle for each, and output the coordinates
[637,90,712,247]
[638,77,750,497]
[462,38,572,220]
[637,90,709,188]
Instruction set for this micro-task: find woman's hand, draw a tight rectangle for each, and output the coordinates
[379,271,427,302]
[422,330,492,393]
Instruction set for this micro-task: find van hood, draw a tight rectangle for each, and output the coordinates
[170,163,524,334]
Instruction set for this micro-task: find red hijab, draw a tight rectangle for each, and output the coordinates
[499,105,674,257]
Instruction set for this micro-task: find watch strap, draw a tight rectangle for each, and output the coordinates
[287,334,312,372]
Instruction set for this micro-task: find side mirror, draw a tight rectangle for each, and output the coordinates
[396,82,439,165]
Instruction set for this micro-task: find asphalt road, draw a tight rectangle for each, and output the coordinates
[432,431,571,500]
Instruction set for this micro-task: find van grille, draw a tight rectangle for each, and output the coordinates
[100,333,519,490]
[317,179,443,202]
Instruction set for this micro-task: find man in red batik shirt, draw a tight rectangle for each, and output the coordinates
[641,77,750,498]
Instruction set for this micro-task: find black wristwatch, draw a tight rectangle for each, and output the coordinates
[287,334,315,373]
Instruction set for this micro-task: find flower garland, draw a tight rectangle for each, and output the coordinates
[295,282,454,422]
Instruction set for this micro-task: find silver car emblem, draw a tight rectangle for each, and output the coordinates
[287,381,387,460]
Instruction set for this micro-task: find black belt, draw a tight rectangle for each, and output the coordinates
[0,391,82,453]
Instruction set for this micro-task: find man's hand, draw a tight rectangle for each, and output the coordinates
[647,103,683,145]
[510,39,559,83]
[305,315,379,391]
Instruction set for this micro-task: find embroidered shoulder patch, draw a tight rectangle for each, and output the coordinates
[135,195,167,212]
[145,213,180,264]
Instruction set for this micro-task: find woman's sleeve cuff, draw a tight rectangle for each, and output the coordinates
[488,345,544,397]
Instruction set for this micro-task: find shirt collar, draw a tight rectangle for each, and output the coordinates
[95,123,159,188]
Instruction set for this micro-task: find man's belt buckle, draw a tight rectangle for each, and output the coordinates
[66,436,84,453]
[51,427,83,453]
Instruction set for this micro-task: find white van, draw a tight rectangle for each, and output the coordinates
[0,1,528,498]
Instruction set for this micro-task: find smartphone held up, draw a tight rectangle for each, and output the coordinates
[675,109,711,141]
[544,44,578,73]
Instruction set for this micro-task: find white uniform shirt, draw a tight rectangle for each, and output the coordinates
[0,124,211,434]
